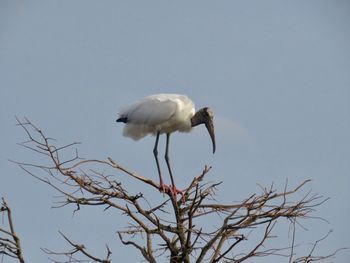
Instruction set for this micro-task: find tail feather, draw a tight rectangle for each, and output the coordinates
[116,117,128,123]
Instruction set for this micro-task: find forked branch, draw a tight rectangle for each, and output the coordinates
[0,198,25,263]
[7,117,344,263]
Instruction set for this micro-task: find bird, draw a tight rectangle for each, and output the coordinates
[116,93,215,200]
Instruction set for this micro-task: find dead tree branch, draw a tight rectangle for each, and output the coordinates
[7,117,345,263]
[41,231,112,263]
[0,198,25,263]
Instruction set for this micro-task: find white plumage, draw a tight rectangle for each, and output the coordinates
[116,93,215,200]
[119,94,195,140]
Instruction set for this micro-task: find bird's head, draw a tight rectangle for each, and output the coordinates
[191,107,216,153]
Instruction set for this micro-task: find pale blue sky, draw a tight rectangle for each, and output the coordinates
[1,1,349,262]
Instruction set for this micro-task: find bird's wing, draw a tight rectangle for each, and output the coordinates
[119,96,179,126]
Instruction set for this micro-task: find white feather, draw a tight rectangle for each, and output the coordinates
[118,94,195,140]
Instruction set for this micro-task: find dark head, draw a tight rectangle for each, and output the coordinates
[191,107,216,153]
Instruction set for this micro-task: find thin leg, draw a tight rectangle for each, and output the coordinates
[165,133,185,202]
[165,133,175,187]
[153,131,167,193]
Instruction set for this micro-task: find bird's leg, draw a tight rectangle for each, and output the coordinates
[153,131,168,193]
[165,133,185,202]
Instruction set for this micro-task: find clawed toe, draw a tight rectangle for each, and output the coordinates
[169,185,185,203]
[158,179,185,202]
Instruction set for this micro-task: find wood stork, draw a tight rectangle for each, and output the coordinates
[116,93,215,199]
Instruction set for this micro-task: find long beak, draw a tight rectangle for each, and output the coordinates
[205,118,216,154]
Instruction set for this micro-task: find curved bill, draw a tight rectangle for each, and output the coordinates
[205,118,216,154]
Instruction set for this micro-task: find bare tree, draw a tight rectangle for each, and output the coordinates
[2,117,346,262]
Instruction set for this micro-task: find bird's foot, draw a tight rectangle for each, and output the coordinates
[159,178,170,194]
[169,185,186,203]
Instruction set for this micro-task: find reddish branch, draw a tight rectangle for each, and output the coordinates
[5,117,345,263]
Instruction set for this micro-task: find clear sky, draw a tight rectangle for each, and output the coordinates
[1,1,349,262]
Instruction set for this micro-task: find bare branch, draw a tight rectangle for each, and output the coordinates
[0,198,25,263]
[41,231,111,263]
[10,117,345,263]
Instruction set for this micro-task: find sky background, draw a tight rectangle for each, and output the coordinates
[1,0,349,262]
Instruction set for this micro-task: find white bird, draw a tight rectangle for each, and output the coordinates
[116,93,215,199]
